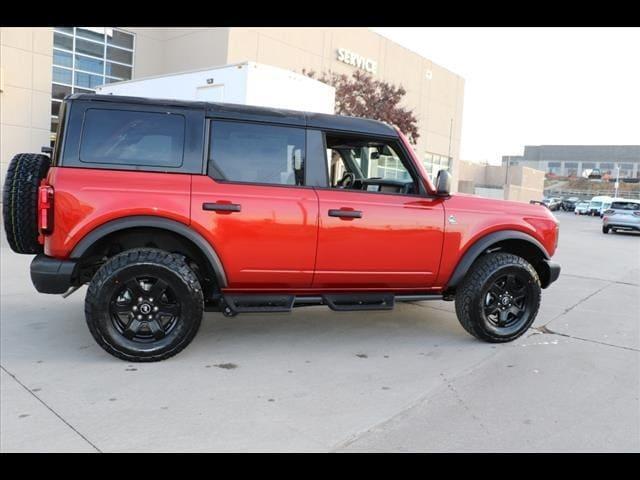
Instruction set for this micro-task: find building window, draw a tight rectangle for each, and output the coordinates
[619,163,634,178]
[50,27,135,144]
[423,152,452,181]
[599,163,614,174]
[565,162,579,177]
[547,162,562,175]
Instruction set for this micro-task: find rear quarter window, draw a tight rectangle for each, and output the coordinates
[79,109,185,168]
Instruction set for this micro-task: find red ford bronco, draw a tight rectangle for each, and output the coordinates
[3,94,560,362]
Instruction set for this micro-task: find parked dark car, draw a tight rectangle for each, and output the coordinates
[561,197,580,211]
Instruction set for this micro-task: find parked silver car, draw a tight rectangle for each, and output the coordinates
[602,200,640,234]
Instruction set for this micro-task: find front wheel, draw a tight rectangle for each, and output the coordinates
[455,252,541,343]
[602,226,610,234]
[85,248,204,362]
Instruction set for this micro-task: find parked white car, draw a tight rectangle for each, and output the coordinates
[588,195,612,216]
[575,201,590,215]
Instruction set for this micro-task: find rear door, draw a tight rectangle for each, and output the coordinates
[311,132,445,289]
[190,120,319,289]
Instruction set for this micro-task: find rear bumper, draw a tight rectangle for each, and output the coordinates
[541,259,561,288]
[30,254,77,294]
[603,218,640,230]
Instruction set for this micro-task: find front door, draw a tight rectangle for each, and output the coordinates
[312,135,445,289]
[191,120,318,289]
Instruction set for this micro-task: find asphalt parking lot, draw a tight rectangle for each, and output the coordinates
[1,211,639,452]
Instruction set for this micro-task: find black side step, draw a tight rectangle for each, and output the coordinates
[224,294,295,314]
[216,293,444,316]
[322,293,394,311]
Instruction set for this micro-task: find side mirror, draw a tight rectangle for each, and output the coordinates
[435,169,451,196]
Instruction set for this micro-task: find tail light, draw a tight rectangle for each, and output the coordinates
[38,184,54,234]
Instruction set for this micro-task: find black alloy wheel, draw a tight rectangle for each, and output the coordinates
[110,276,181,342]
[85,248,203,362]
[455,252,541,343]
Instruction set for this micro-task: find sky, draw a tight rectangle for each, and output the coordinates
[372,27,640,165]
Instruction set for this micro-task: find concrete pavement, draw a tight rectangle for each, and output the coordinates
[1,211,638,452]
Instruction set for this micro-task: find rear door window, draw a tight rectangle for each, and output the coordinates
[79,109,185,167]
[611,201,640,210]
[208,121,305,186]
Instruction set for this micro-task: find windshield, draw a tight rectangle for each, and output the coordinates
[590,201,602,208]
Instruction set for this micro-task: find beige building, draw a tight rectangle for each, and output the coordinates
[458,160,545,203]
[1,27,464,190]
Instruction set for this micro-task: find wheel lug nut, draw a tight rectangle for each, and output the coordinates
[132,306,137,311]
[149,298,154,303]
[153,306,159,312]
[137,314,142,319]
[138,297,143,303]
[148,315,153,320]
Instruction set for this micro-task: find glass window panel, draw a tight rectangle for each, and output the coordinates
[75,72,104,89]
[51,118,59,134]
[53,49,73,68]
[54,27,74,35]
[80,109,185,167]
[107,29,134,50]
[52,67,72,85]
[106,46,133,65]
[76,27,105,42]
[52,84,72,100]
[76,38,104,58]
[209,121,305,186]
[73,87,94,94]
[105,62,132,79]
[53,32,73,51]
[104,77,123,84]
[51,101,61,116]
[75,54,104,74]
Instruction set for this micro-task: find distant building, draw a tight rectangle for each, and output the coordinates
[502,146,640,179]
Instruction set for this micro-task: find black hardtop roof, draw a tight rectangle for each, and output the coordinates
[68,93,398,137]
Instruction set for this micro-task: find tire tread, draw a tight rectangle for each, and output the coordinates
[2,153,50,254]
[454,252,541,343]
[85,248,203,362]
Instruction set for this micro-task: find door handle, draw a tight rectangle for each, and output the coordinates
[328,209,362,219]
[202,202,242,213]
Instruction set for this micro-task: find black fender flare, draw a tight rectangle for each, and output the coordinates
[445,230,550,289]
[70,216,228,288]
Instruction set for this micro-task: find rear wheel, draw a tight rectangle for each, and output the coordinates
[455,252,541,343]
[85,248,203,362]
[2,153,50,254]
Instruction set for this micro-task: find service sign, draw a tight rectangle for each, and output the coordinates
[336,48,377,74]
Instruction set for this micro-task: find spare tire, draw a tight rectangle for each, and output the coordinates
[2,153,51,254]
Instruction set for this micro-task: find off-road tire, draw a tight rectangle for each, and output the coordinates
[2,153,51,254]
[85,248,204,362]
[455,252,541,343]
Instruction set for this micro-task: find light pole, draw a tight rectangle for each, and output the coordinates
[614,165,620,198]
